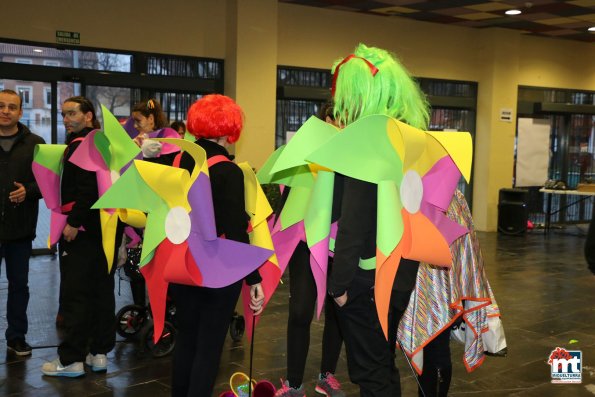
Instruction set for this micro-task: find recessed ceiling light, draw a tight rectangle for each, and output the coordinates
[588,26,595,32]
[505,9,522,15]
[33,49,43,53]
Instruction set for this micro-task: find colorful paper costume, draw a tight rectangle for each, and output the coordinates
[257,116,339,319]
[32,105,146,273]
[397,189,507,373]
[93,138,275,341]
[260,114,473,337]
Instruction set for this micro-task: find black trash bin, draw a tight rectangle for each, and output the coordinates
[498,188,529,235]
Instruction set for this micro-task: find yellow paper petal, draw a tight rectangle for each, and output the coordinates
[250,221,278,266]
[390,119,426,170]
[135,160,191,211]
[426,131,473,182]
[410,135,448,177]
[238,162,273,227]
[100,210,120,273]
[153,138,209,182]
[118,209,147,228]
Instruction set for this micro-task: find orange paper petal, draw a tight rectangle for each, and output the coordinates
[375,244,402,339]
[402,209,452,266]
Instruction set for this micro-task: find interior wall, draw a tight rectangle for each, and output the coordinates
[1,0,227,58]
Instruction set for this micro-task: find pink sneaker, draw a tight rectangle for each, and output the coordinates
[274,379,306,397]
[315,373,345,397]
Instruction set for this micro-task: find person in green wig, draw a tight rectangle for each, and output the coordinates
[328,43,429,397]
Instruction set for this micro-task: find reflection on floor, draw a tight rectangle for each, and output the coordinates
[0,229,594,396]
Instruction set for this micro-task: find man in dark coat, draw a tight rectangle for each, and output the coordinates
[0,89,45,356]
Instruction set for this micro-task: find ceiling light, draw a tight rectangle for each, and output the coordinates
[588,26,595,32]
[33,49,43,53]
[505,9,522,15]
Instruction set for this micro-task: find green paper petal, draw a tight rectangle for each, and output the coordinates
[280,186,311,230]
[257,145,285,184]
[93,163,165,213]
[93,162,169,264]
[101,104,141,171]
[377,180,404,257]
[307,114,403,185]
[94,132,111,167]
[34,144,67,174]
[140,206,168,264]
[304,171,334,247]
[270,116,338,174]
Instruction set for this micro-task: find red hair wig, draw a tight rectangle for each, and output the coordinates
[187,94,244,143]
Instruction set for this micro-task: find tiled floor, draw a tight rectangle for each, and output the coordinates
[1,227,594,396]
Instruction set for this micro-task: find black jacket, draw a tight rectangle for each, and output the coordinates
[179,138,262,286]
[0,123,45,242]
[61,128,101,235]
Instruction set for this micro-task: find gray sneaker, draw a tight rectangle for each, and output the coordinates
[274,379,306,397]
[315,373,345,397]
[41,358,85,377]
[85,353,108,372]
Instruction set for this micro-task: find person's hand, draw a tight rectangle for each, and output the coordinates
[62,224,79,242]
[133,133,146,148]
[249,283,265,315]
[8,182,26,204]
[334,292,348,307]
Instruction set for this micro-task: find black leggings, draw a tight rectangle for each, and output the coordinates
[287,242,343,387]
[418,328,452,397]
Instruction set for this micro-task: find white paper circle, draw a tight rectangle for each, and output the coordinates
[400,170,423,214]
[165,206,191,244]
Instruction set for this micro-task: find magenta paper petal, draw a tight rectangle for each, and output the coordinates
[271,221,305,274]
[187,230,272,288]
[69,130,104,172]
[187,173,217,241]
[420,201,468,246]
[422,156,461,212]
[32,163,61,211]
[148,128,182,155]
[309,240,329,318]
[96,169,113,198]
[124,226,142,248]
[50,211,68,246]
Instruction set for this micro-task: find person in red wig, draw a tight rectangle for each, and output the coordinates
[169,94,265,397]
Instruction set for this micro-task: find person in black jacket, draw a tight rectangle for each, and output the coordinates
[41,96,121,377]
[328,44,429,397]
[0,89,44,356]
[169,94,264,397]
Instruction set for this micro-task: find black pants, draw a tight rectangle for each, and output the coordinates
[418,328,452,397]
[0,239,31,342]
[287,242,343,387]
[170,281,242,397]
[58,231,117,365]
[336,273,412,397]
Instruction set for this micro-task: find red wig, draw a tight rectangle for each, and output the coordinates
[187,94,244,143]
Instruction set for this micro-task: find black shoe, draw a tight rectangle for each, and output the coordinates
[7,339,32,356]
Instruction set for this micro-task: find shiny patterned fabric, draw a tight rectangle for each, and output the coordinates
[397,190,503,373]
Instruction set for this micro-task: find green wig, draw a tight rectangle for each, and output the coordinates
[331,43,429,129]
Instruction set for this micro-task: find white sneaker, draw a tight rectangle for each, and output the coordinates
[85,353,108,372]
[41,358,85,377]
